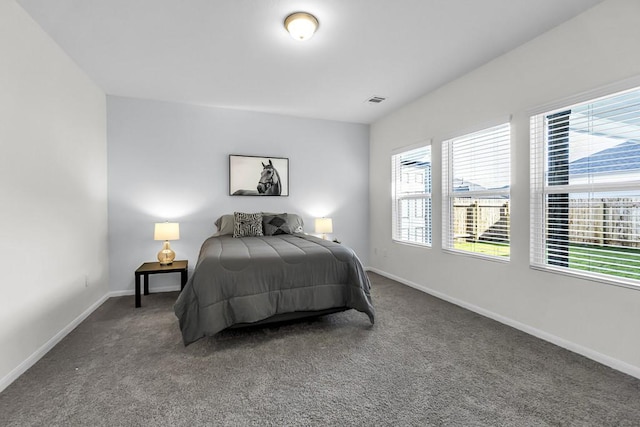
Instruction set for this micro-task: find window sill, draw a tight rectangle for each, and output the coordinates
[442,248,510,263]
[392,239,432,250]
[530,264,640,291]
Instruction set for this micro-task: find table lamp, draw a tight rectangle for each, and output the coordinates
[315,217,333,240]
[154,222,180,265]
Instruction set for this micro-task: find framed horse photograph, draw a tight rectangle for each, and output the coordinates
[229,154,289,196]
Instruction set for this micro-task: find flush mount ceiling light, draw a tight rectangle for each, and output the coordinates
[284,12,319,41]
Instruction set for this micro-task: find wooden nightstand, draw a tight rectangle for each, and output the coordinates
[134,260,188,308]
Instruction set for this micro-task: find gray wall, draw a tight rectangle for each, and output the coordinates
[107,96,370,293]
[1,0,108,390]
[369,0,640,377]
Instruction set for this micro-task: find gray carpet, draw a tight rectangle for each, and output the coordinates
[1,273,639,426]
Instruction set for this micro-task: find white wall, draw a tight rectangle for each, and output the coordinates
[0,0,108,390]
[370,0,640,377]
[107,96,369,293]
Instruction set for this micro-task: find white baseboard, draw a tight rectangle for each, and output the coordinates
[4,271,637,394]
[0,285,183,392]
[0,293,110,393]
[365,267,640,380]
[109,286,181,297]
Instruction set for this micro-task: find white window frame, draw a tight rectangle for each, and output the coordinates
[392,143,432,247]
[530,85,640,289]
[442,123,511,261]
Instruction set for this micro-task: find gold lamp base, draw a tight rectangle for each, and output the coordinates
[157,241,175,265]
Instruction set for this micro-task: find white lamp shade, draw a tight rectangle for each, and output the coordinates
[154,222,180,241]
[315,218,333,234]
[284,12,318,41]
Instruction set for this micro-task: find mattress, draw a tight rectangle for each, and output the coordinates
[174,233,375,345]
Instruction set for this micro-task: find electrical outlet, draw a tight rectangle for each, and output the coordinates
[84,275,89,288]
[374,247,378,255]
[382,248,388,258]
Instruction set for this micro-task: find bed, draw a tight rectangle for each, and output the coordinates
[174,213,375,345]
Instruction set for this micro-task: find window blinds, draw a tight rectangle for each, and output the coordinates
[530,86,640,287]
[391,145,432,246]
[443,123,511,259]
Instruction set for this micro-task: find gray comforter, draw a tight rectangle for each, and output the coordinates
[174,234,375,345]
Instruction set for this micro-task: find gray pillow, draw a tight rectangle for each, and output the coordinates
[214,214,235,235]
[262,213,294,236]
[286,213,304,233]
[233,212,264,237]
[262,212,304,233]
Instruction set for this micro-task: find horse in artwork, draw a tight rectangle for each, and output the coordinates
[233,159,282,196]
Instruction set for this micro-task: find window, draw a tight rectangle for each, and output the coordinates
[392,145,432,246]
[531,86,640,287]
[442,123,511,259]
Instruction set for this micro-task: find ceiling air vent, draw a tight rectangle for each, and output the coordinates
[366,96,386,104]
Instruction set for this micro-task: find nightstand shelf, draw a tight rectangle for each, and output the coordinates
[134,260,188,308]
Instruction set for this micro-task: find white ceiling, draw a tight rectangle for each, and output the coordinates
[18,0,603,124]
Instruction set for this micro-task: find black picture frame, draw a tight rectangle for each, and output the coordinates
[229,155,289,196]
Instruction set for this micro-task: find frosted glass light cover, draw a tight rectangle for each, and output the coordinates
[285,12,318,41]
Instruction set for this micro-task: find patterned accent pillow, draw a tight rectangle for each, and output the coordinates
[262,212,305,233]
[262,213,294,236]
[233,212,264,237]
